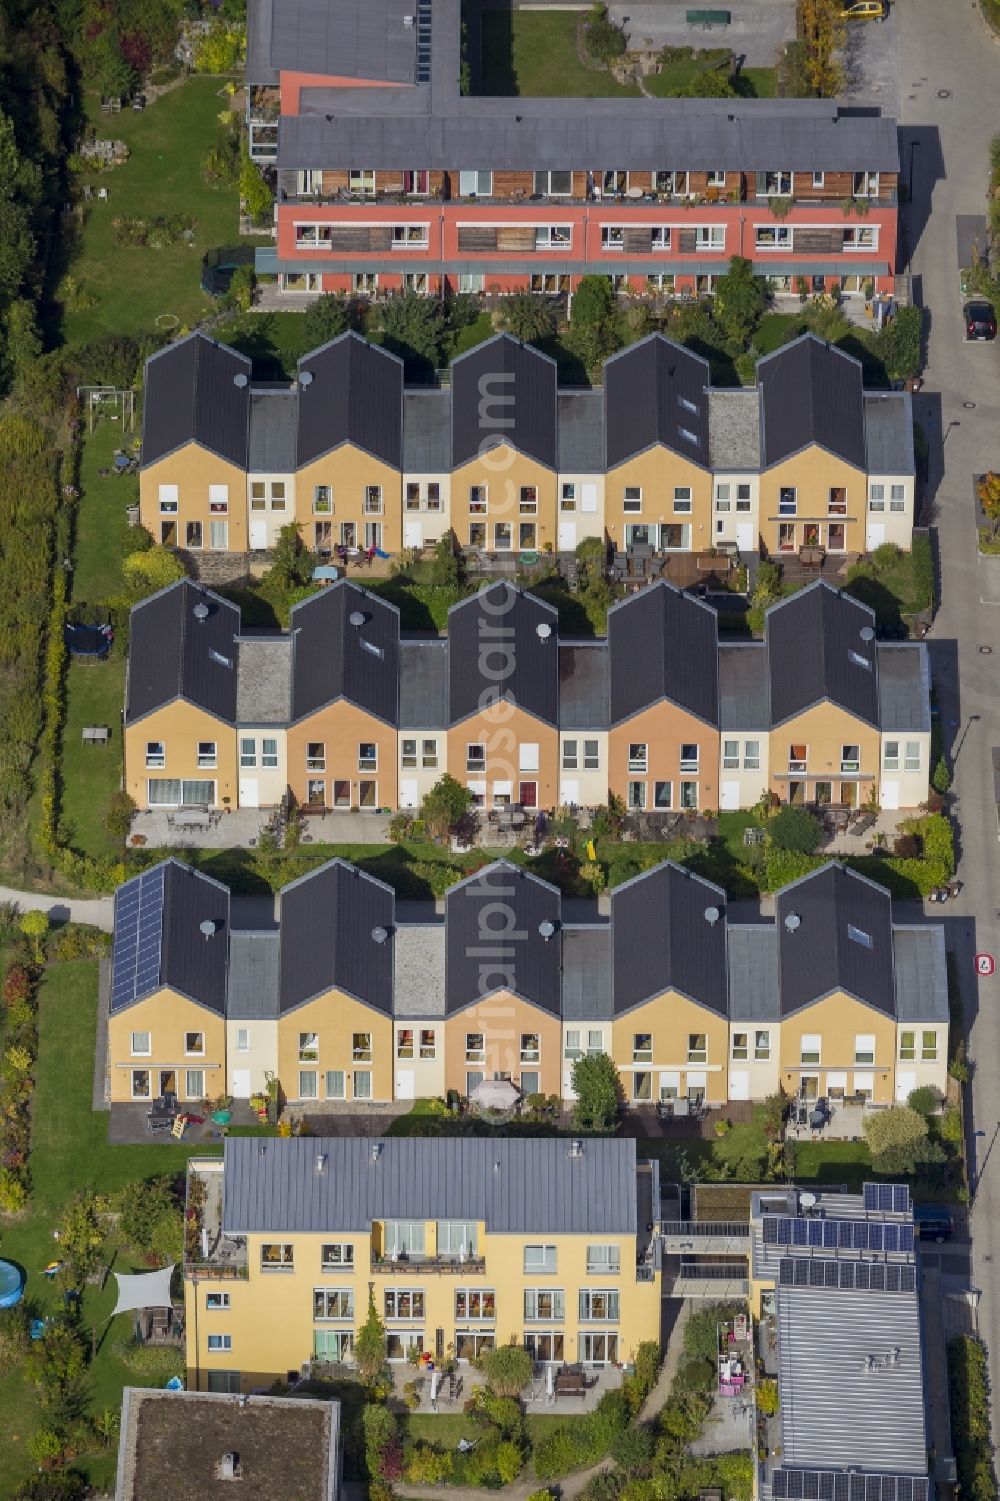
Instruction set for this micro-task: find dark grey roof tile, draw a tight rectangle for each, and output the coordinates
[399,639,449,728]
[235,635,292,724]
[126,581,240,725]
[268,0,418,82]
[877,644,930,732]
[142,333,251,468]
[766,581,878,727]
[445,861,561,1015]
[611,861,728,1016]
[558,391,605,473]
[864,392,915,474]
[296,333,403,469]
[278,859,395,1014]
[110,859,230,1015]
[403,390,452,472]
[562,925,613,1019]
[727,925,780,1021]
[719,642,769,729]
[759,334,865,470]
[290,580,400,725]
[605,336,710,469]
[226,930,281,1020]
[775,862,895,1018]
[452,335,557,470]
[608,582,719,725]
[559,643,609,729]
[248,390,298,473]
[448,582,559,727]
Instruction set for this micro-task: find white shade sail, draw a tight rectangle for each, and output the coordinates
[112,1265,175,1317]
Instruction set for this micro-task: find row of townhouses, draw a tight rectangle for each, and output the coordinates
[245,0,900,302]
[124,575,930,816]
[108,854,948,1109]
[140,330,915,562]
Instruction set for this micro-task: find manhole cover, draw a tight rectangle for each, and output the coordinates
[979,645,993,655]
[938,88,951,98]
[964,401,977,409]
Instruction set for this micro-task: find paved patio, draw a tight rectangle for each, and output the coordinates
[785,1100,871,1142]
[384,1360,625,1414]
[108,1100,260,1146]
[128,807,393,849]
[689,1389,756,1456]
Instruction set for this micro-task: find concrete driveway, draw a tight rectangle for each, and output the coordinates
[839,5,900,117]
[899,0,1000,1426]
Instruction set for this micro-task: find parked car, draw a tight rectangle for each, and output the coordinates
[840,1,887,19]
[913,1205,954,1241]
[964,300,998,341]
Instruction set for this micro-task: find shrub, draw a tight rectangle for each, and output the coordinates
[3,964,31,1006]
[481,1343,533,1397]
[611,1424,655,1475]
[571,1051,620,1132]
[756,1378,780,1415]
[406,1444,453,1484]
[0,1168,28,1212]
[932,754,951,794]
[104,790,136,844]
[111,1339,184,1379]
[495,1438,526,1483]
[893,834,921,859]
[863,1105,928,1174]
[767,805,823,854]
[940,1105,963,1143]
[948,1336,997,1501]
[684,1302,746,1363]
[584,2,627,62]
[907,1085,942,1117]
[0,1304,30,1366]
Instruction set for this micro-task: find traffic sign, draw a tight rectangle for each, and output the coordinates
[976,953,996,977]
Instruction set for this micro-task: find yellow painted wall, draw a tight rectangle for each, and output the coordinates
[611,990,730,1105]
[769,702,880,806]
[778,991,899,1104]
[451,445,557,552]
[286,700,398,810]
[604,448,712,553]
[140,446,249,552]
[277,991,394,1102]
[107,989,225,1103]
[446,703,559,812]
[759,449,866,555]
[443,992,563,1097]
[124,700,238,810]
[294,445,402,553]
[608,702,719,811]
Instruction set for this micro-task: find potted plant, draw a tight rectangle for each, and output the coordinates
[211,1094,234,1125]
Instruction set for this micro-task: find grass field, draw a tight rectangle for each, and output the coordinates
[644,60,776,98]
[73,420,134,605]
[0,960,203,1497]
[63,76,256,343]
[480,10,641,97]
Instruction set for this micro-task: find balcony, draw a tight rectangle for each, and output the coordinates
[372,1254,487,1275]
[184,1158,248,1281]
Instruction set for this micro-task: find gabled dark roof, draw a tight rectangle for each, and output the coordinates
[604,336,710,470]
[278,859,394,1014]
[559,643,609,729]
[775,863,895,1018]
[448,582,559,727]
[451,335,558,470]
[758,334,866,470]
[125,581,240,725]
[399,639,449,728]
[289,581,399,725]
[445,861,561,1016]
[611,861,728,1017]
[766,582,878,728]
[607,582,719,726]
[296,333,403,469]
[142,333,251,469]
[110,860,230,1016]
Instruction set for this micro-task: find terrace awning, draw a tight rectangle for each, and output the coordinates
[112,1266,175,1317]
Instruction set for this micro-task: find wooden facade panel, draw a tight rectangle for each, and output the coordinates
[794,228,843,254]
[496,225,537,251]
[329,227,373,251]
[493,169,532,196]
[677,228,697,254]
[320,170,350,192]
[369,226,393,251]
[623,227,652,253]
[458,226,498,251]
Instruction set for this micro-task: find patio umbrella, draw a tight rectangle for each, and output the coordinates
[470,1078,519,1110]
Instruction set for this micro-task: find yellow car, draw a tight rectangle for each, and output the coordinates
[840,0,888,17]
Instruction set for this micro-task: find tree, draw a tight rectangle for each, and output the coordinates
[268,522,315,589]
[481,1343,533,1397]
[303,293,350,348]
[611,1424,655,1476]
[568,274,621,370]
[3,298,41,385]
[799,0,845,96]
[767,806,823,854]
[495,293,556,345]
[226,264,255,314]
[239,144,273,223]
[584,3,627,63]
[430,530,461,587]
[121,544,187,601]
[78,332,145,389]
[58,1188,106,1288]
[979,472,1000,540]
[355,1288,387,1386]
[571,1052,621,1132]
[117,1175,180,1256]
[105,791,136,845]
[746,559,783,634]
[907,1085,943,1117]
[714,257,766,347]
[873,305,922,382]
[421,773,473,840]
[683,67,736,98]
[376,291,447,377]
[194,21,247,73]
[20,909,48,963]
[863,1104,928,1173]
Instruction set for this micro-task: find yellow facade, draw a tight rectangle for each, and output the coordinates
[107,989,226,1104]
[277,992,394,1103]
[611,991,730,1106]
[286,700,398,812]
[778,991,899,1105]
[608,702,719,813]
[443,992,563,1098]
[124,700,239,811]
[140,446,249,553]
[445,703,559,813]
[769,702,880,808]
[604,448,713,554]
[451,444,558,553]
[293,445,402,554]
[760,449,867,557]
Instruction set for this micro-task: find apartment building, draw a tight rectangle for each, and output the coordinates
[183,1136,661,1391]
[124,575,930,815]
[246,0,899,300]
[107,856,948,1110]
[137,331,916,566]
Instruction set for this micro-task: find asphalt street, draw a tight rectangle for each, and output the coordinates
[898,0,1000,1417]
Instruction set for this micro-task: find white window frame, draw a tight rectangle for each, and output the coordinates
[523,1245,557,1274]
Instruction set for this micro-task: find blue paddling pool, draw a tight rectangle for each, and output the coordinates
[0,1259,24,1308]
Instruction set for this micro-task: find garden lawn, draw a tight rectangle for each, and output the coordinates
[214,310,313,381]
[0,960,205,1497]
[644,59,776,99]
[480,10,641,97]
[63,77,256,344]
[74,419,135,605]
[60,655,127,860]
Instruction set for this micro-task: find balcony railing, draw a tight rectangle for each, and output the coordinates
[276,183,898,212]
[372,1255,487,1275]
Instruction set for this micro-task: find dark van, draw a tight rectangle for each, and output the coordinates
[914,1205,954,1241]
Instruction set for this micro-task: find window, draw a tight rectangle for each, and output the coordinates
[469,522,486,548]
[890,484,906,510]
[646,273,676,292]
[632,1071,652,1102]
[789,744,808,773]
[210,521,228,550]
[459,272,485,293]
[707,169,726,186]
[146,741,165,769]
[812,170,825,188]
[314,1329,354,1361]
[352,1032,372,1062]
[518,486,538,515]
[756,225,792,249]
[207,1333,232,1352]
[130,1030,150,1056]
[401,738,418,770]
[584,740,599,770]
[921,1029,938,1061]
[623,486,642,513]
[869,483,886,511]
[680,781,698,809]
[841,744,861,774]
[580,1333,619,1363]
[519,521,537,549]
[456,1289,496,1320]
[524,1288,564,1320]
[654,781,672,809]
[744,740,760,771]
[356,1070,374,1100]
[586,1245,621,1274]
[660,523,691,550]
[466,744,486,773]
[680,744,699,772]
[843,225,877,250]
[403,169,428,194]
[314,1288,354,1319]
[347,169,375,195]
[800,1035,821,1066]
[562,739,578,771]
[205,1291,230,1310]
[650,226,671,248]
[899,1030,916,1061]
[632,1033,652,1063]
[628,744,647,773]
[494,521,512,550]
[534,225,571,248]
[131,1069,151,1099]
[322,1242,353,1270]
[828,486,847,515]
[534,169,573,195]
[655,170,688,194]
[185,1032,204,1057]
[358,743,377,771]
[524,1244,557,1274]
[397,1028,414,1060]
[391,223,429,247]
[363,486,383,515]
[760,170,792,195]
[853,170,879,197]
[628,781,646,811]
[904,741,921,771]
[883,740,900,771]
[325,1070,345,1099]
[420,1029,436,1059]
[736,483,751,510]
[779,487,797,516]
[459,169,492,196]
[313,485,333,514]
[601,225,625,251]
[306,742,326,772]
[855,1034,875,1065]
[466,1033,485,1063]
[236,1028,250,1053]
[384,1289,425,1319]
[383,1219,426,1259]
[695,225,725,250]
[688,1033,707,1063]
[197,741,216,769]
[755,1029,771,1060]
[260,738,277,770]
[299,1031,319,1061]
[261,1243,295,1270]
[353,272,378,293]
[732,1031,748,1061]
[579,1289,620,1321]
[530,272,571,294]
[715,484,731,512]
[520,1033,540,1063]
[673,486,692,514]
[519,743,539,773]
[158,484,178,513]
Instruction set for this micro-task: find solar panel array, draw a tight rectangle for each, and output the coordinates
[763,1216,914,1254]
[778,1257,917,1294]
[110,866,165,1012]
[771,1471,929,1501]
[863,1183,911,1215]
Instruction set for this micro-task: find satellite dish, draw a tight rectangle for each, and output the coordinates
[199,919,216,940]
[371,926,388,945]
[233,372,248,389]
[193,602,209,623]
[299,370,314,387]
[784,912,801,933]
[704,906,720,925]
[349,611,366,628]
[536,622,552,640]
[799,1191,817,1210]
[538,920,556,940]
[859,626,875,643]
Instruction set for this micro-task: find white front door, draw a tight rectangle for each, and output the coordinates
[239,778,259,808]
[719,780,740,810]
[729,1071,750,1101]
[403,520,422,548]
[400,779,419,809]
[895,1070,917,1103]
[560,779,580,807]
[230,1068,251,1098]
[866,522,885,550]
[558,520,577,550]
[881,780,900,810]
[249,520,267,550]
[736,522,754,552]
[395,1069,415,1100]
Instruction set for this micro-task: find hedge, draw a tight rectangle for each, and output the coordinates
[948,1336,997,1501]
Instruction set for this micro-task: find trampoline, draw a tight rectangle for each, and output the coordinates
[65,621,113,659]
[0,1259,24,1308]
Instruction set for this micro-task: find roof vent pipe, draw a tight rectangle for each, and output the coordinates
[371,1142,382,1163]
[315,1153,327,1173]
[569,1138,583,1159]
